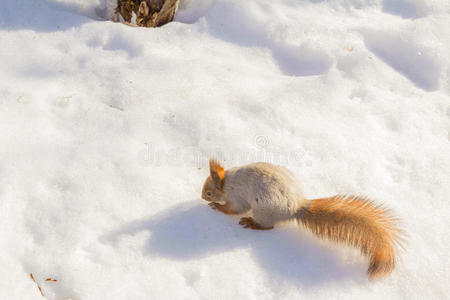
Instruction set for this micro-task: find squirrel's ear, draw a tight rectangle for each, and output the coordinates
[209,158,225,189]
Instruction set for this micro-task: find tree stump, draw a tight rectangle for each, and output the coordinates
[115,0,179,27]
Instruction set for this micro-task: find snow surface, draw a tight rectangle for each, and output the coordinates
[0,0,450,299]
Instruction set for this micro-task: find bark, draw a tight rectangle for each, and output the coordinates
[116,0,178,27]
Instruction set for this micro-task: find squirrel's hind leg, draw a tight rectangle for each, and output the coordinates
[239,217,274,230]
[241,206,280,230]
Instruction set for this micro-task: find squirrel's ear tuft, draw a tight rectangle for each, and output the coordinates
[209,158,225,189]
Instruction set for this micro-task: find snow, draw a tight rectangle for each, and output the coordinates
[0,0,449,299]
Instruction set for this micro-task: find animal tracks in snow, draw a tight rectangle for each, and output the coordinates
[202,1,332,77]
[363,30,441,91]
[382,0,428,19]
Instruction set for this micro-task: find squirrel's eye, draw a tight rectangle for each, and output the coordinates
[206,191,212,196]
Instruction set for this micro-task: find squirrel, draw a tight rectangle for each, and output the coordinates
[201,159,403,278]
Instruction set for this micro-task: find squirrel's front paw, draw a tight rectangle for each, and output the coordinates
[208,202,220,210]
[239,217,274,230]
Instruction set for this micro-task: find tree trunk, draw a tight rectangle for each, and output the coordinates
[116,0,179,27]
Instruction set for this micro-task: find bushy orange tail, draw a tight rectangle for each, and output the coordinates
[297,195,403,278]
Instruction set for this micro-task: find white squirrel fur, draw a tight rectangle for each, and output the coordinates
[202,159,403,278]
